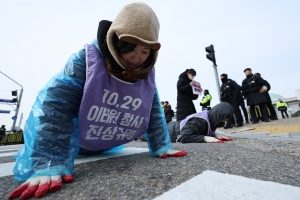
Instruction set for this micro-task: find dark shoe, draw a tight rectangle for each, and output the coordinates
[245,121,250,124]
[237,124,243,127]
[252,121,259,124]
[223,125,233,129]
[270,118,278,120]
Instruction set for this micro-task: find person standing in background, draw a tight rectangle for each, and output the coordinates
[163,101,173,123]
[254,73,278,121]
[242,68,270,123]
[176,68,199,121]
[220,73,244,128]
[200,89,212,111]
[276,99,289,118]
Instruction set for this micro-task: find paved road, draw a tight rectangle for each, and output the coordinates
[1,122,300,199]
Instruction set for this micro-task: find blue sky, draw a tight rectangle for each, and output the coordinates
[1,0,300,129]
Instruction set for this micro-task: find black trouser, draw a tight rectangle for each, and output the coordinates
[225,97,243,126]
[238,97,249,122]
[280,110,289,118]
[266,102,277,119]
[250,104,269,122]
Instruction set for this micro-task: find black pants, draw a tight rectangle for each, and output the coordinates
[250,104,269,122]
[225,97,243,126]
[280,110,289,118]
[266,102,278,119]
[238,97,249,122]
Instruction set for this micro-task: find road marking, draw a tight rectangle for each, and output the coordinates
[154,170,300,200]
[0,148,149,177]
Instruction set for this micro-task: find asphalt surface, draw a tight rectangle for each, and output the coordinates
[1,132,300,200]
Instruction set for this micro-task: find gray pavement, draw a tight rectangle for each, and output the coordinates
[1,135,300,199]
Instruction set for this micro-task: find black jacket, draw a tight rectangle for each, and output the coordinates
[242,74,268,105]
[220,78,241,102]
[168,102,233,143]
[176,70,198,121]
[260,77,272,103]
[164,105,173,122]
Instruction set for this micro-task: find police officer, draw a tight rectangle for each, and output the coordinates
[242,68,270,123]
[220,73,244,128]
[276,99,289,118]
[200,89,212,111]
[0,125,6,141]
[254,73,278,120]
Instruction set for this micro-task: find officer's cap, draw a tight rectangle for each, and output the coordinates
[243,68,252,72]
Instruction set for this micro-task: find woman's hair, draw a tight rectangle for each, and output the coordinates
[188,68,196,76]
[113,34,155,70]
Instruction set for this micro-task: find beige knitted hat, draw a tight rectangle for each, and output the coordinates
[107,2,160,72]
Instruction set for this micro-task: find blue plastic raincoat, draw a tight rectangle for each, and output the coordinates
[13,39,172,181]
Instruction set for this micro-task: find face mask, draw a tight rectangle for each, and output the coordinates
[221,78,227,83]
[215,121,225,128]
[189,76,194,80]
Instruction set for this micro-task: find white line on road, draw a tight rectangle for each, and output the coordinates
[0,147,149,177]
[154,170,300,200]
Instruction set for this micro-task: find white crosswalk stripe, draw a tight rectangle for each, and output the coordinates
[155,170,300,200]
[0,147,149,177]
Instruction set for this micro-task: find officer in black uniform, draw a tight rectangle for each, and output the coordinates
[220,73,244,128]
[242,68,270,123]
[254,73,278,120]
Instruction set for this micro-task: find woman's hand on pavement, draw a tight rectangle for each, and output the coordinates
[204,136,224,143]
[8,174,74,200]
[159,150,187,158]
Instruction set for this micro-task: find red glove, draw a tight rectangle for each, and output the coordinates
[8,174,73,200]
[218,137,233,141]
[159,150,187,158]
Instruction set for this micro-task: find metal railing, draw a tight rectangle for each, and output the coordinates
[0,131,24,145]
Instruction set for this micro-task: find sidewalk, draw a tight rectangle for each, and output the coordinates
[217,117,300,141]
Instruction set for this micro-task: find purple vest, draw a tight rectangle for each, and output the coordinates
[79,44,155,150]
[179,110,215,137]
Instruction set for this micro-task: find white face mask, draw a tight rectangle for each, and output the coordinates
[188,76,194,80]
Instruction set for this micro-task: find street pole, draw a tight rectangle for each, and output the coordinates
[12,88,23,130]
[0,71,24,131]
[18,113,24,130]
[212,65,221,102]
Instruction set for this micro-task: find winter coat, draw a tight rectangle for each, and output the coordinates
[13,4,170,181]
[176,69,198,121]
[168,102,233,143]
[164,105,173,122]
[260,77,272,103]
[242,74,269,106]
[220,78,241,102]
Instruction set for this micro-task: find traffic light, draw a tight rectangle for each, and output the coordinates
[12,90,18,103]
[205,45,217,66]
[12,90,17,96]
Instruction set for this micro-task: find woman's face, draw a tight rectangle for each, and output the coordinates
[120,45,151,69]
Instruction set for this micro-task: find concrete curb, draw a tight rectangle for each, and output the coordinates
[216,129,300,141]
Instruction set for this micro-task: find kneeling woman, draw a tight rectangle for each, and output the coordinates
[168,102,234,143]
